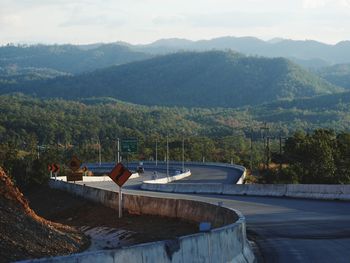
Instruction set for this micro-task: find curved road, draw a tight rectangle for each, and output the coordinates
[173,164,241,184]
[78,164,350,263]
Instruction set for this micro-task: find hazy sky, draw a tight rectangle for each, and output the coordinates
[0,0,350,45]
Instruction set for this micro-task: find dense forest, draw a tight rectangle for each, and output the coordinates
[1,94,350,186]
[0,51,341,108]
[1,43,350,186]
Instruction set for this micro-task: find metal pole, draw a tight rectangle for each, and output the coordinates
[166,135,169,178]
[155,139,158,166]
[266,137,270,169]
[279,135,282,171]
[182,137,185,172]
[118,186,122,218]
[117,138,120,163]
[98,137,102,166]
[250,128,253,171]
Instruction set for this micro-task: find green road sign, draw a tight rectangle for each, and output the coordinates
[121,139,138,153]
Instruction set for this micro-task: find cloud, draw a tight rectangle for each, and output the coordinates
[152,15,186,26]
[60,15,125,27]
[0,15,23,28]
[303,0,350,8]
[188,12,291,28]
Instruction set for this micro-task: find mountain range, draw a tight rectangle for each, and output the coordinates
[2,36,350,75]
[0,51,341,108]
[0,43,151,74]
[130,37,350,67]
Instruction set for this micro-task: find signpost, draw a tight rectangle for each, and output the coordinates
[108,162,132,218]
[67,156,83,182]
[48,163,60,180]
[121,139,138,153]
[121,138,138,168]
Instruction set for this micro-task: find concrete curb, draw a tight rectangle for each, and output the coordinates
[19,180,255,263]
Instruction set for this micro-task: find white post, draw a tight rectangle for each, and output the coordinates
[50,171,53,179]
[118,186,122,218]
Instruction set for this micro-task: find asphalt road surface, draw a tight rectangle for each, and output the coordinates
[77,164,350,263]
[174,164,242,184]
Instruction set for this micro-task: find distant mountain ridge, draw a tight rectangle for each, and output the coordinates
[0,43,151,74]
[1,51,341,108]
[131,36,350,67]
[2,36,350,76]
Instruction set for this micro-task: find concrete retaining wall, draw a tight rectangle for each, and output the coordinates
[143,170,191,184]
[20,180,255,263]
[142,183,350,201]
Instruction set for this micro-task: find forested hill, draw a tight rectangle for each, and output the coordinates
[0,44,151,74]
[3,51,341,108]
[316,64,350,90]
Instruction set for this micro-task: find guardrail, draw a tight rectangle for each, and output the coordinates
[20,180,255,263]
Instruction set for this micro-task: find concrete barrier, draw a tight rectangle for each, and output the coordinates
[285,184,350,200]
[143,170,191,184]
[143,182,350,201]
[53,174,139,182]
[19,180,255,263]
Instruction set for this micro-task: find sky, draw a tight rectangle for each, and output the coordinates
[0,0,350,45]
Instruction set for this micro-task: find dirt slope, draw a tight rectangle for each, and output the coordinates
[0,168,89,263]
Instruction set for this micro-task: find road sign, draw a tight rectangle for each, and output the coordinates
[67,172,83,182]
[121,139,138,153]
[52,164,60,173]
[69,156,81,172]
[109,163,132,187]
[48,163,60,180]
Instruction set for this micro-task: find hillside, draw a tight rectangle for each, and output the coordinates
[317,64,350,89]
[3,51,341,108]
[0,44,151,74]
[0,168,88,262]
[246,91,350,130]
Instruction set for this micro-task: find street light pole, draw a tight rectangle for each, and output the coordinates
[98,137,102,166]
[167,136,169,176]
[250,128,253,171]
[260,122,270,170]
[155,139,158,167]
[182,137,185,172]
[117,138,120,163]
